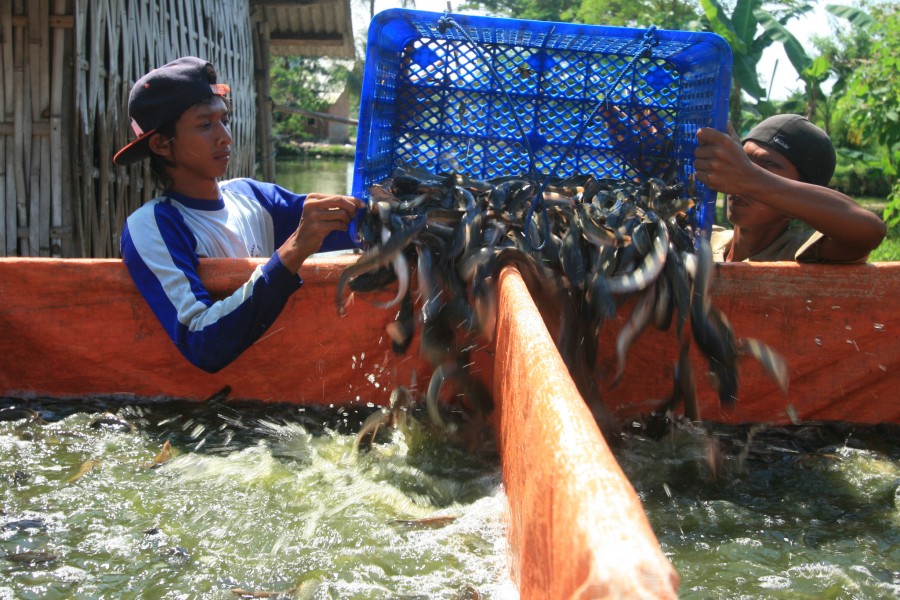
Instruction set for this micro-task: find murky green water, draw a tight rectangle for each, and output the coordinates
[0,399,513,599]
[273,158,353,197]
[4,396,898,599]
[618,418,900,599]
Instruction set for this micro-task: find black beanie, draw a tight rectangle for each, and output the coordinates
[743,115,836,186]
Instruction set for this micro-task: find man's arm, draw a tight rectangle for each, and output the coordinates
[121,203,301,373]
[694,127,886,262]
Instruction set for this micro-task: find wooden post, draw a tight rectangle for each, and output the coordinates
[253,8,274,182]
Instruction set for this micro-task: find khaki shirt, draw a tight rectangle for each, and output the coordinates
[710,225,825,263]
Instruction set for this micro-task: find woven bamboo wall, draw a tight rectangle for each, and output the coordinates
[0,0,257,258]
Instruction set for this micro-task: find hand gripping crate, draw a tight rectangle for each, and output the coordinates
[352,9,732,234]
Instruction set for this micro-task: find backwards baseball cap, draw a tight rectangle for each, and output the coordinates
[113,56,230,166]
[743,114,836,187]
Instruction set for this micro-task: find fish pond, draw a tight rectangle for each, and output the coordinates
[0,398,512,599]
[2,397,898,599]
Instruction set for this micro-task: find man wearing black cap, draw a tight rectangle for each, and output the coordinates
[693,114,886,263]
[115,57,363,372]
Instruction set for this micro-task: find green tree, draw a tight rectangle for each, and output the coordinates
[809,4,874,140]
[831,2,900,223]
[270,56,351,144]
[573,0,698,29]
[459,0,579,21]
[697,0,814,134]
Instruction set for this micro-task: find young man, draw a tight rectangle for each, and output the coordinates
[693,114,886,263]
[114,56,363,372]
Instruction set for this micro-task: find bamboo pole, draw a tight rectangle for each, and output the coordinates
[254,8,274,182]
[31,1,49,255]
[0,0,9,255]
[274,104,359,126]
[12,0,26,255]
[50,0,65,256]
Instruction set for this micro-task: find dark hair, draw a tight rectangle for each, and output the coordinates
[148,120,178,191]
[147,96,232,192]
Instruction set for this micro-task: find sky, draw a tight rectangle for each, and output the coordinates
[353,0,855,101]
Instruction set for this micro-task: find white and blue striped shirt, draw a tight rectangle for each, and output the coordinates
[120,178,353,372]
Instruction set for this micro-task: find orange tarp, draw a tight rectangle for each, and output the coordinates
[596,262,900,426]
[0,256,432,405]
[3,258,898,425]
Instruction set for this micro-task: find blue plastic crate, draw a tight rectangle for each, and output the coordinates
[353,9,732,234]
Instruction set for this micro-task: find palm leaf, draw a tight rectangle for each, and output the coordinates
[754,9,812,75]
[733,54,765,99]
[826,4,876,28]
[699,0,747,54]
[731,0,760,46]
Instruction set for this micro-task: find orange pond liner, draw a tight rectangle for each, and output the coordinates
[3,257,900,598]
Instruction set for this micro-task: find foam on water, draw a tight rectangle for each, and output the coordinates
[0,400,516,599]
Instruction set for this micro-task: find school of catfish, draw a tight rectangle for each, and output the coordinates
[338,166,789,448]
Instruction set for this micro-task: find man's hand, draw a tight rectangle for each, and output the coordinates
[278,194,364,273]
[693,126,755,194]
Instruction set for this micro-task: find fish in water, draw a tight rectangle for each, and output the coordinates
[3,550,58,565]
[391,515,457,529]
[353,386,418,454]
[141,440,174,469]
[0,407,41,422]
[90,413,136,433]
[230,587,297,599]
[3,519,46,531]
[66,458,101,483]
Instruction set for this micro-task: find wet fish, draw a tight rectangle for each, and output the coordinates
[230,587,297,598]
[652,268,674,330]
[341,164,760,430]
[353,407,392,453]
[665,246,692,339]
[737,337,789,394]
[3,550,57,565]
[336,217,426,315]
[391,515,457,529]
[142,440,174,469]
[612,285,657,387]
[692,306,739,407]
[204,385,232,403]
[371,226,411,310]
[90,413,136,433]
[677,336,700,421]
[3,519,46,531]
[455,584,482,600]
[415,242,443,323]
[425,362,455,431]
[606,220,668,294]
[0,407,40,422]
[66,458,101,483]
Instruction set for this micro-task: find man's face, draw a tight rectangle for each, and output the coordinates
[726,140,800,229]
[168,96,232,180]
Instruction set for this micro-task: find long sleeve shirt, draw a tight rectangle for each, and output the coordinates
[120,178,353,372]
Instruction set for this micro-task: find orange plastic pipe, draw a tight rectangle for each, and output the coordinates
[492,267,679,599]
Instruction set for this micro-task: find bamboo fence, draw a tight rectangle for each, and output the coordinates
[0,0,259,258]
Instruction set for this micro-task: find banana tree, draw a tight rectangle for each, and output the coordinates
[698,0,813,134]
[753,9,828,121]
[829,3,900,225]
